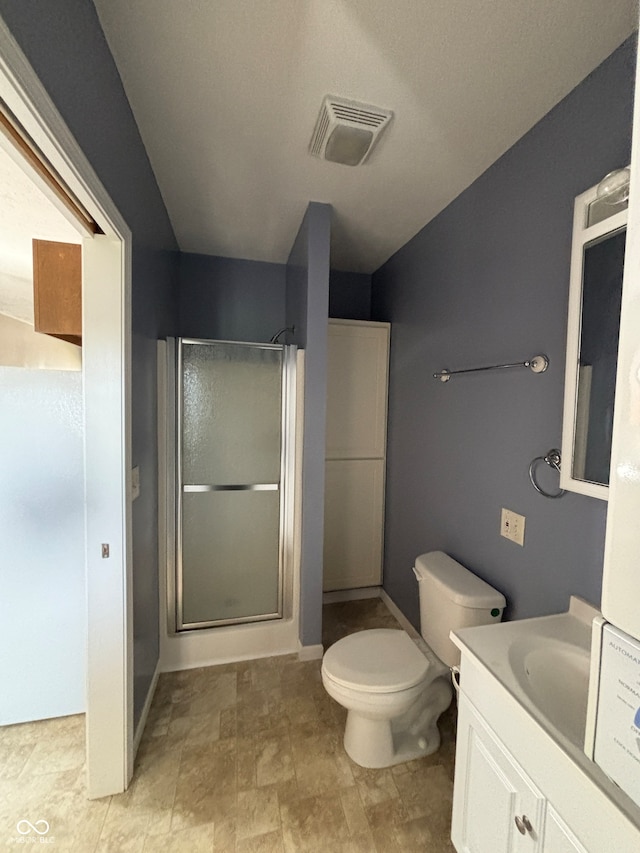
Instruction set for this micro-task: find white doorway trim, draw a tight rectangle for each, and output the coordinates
[0,21,133,798]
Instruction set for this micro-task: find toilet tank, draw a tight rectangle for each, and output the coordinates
[413,551,506,668]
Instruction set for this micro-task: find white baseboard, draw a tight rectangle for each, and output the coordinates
[298,643,324,661]
[322,586,381,604]
[379,589,420,639]
[133,660,161,755]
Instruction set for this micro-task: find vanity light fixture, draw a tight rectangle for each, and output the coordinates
[596,167,631,205]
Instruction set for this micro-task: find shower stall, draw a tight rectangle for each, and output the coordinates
[166,337,297,634]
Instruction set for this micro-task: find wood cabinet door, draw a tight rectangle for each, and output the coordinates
[452,696,543,853]
[33,238,82,345]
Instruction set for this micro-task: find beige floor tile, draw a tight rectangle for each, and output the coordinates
[255,733,294,788]
[0,598,458,853]
[352,766,400,807]
[342,833,379,853]
[185,710,223,746]
[213,813,237,850]
[0,742,35,781]
[394,762,454,826]
[269,777,302,808]
[219,707,237,739]
[339,788,370,838]
[236,828,285,852]
[333,749,356,789]
[237,736,258,791]
[6,772,110,853]
[364,797,410,832]
[171,741,237,831]
[293,753,354,799]
[282,695,319,726]
[393,814,456,851]
[96,801,150,852]
[20,734,85,777]
[289,719,340,759]
[146,821,215,852]
[190,685,237,717]
[236,787,280,840]
[249,659,282,692]
[280,793,351,853]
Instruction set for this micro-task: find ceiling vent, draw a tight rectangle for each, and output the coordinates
[309,96,393,167]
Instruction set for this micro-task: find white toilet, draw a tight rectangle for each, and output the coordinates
[321,551,506,768]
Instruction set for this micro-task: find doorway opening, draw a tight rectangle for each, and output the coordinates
[0,23,133,799]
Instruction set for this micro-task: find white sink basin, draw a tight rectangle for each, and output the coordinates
[508,635,590,746]
[452,596,598,749]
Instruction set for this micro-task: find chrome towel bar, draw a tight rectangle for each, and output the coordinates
[433,354,549,382]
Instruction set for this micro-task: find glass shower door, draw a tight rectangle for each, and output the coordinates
[177,338,287,629]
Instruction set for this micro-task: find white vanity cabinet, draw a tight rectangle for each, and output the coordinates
[541,807,588,853]
[451,645,640,853]
[453,695,585,853]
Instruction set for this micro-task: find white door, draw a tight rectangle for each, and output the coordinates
[0,29,133,798]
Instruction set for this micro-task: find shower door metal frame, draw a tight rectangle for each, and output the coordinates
[173,337,297,632]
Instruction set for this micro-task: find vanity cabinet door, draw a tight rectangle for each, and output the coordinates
[541,807,588,853]
[452,696,544,853]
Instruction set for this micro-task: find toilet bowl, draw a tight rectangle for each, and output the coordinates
[322,628,452,768]
[322,551,506,769]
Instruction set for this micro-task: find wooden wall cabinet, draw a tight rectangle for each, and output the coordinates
[323,319,390,592]
[33,239,81,346]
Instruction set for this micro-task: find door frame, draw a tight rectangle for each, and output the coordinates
[0,21,133,797]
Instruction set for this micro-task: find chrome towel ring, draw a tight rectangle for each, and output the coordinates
[529,449,566,499]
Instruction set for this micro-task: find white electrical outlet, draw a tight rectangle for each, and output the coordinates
[501,507,526,546]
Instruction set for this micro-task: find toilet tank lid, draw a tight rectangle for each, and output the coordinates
[414,551,506,609]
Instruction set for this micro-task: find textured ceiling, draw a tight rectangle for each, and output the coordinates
[0,148,81,323]
[95,0,637,273]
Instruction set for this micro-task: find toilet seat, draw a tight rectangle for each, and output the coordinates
[322,629,430,694]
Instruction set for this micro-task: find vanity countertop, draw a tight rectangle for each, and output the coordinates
[451,596,640,831]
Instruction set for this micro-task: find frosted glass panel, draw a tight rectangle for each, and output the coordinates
[178,339,286,628]
[182,341,282,485]
[182,490,280,625]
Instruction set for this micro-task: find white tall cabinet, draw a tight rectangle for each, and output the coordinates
[323,319,390,591]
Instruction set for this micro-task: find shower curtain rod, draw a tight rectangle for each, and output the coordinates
[433,354,549,383]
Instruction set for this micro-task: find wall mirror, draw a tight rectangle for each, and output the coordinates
[561,169,629,500]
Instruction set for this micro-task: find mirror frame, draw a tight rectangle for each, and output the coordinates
[560,179,628,501]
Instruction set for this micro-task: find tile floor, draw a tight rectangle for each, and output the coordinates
[0,598,457,851]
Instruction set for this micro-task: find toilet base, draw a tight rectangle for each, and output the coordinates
[342,676,452,768]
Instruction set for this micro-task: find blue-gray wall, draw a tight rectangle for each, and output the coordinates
[329,270,372,320]
[179,254,286,342]
[0,0,179,724]
[178,255,366,340]
[372,37,636,626]
[286,203,332,646]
